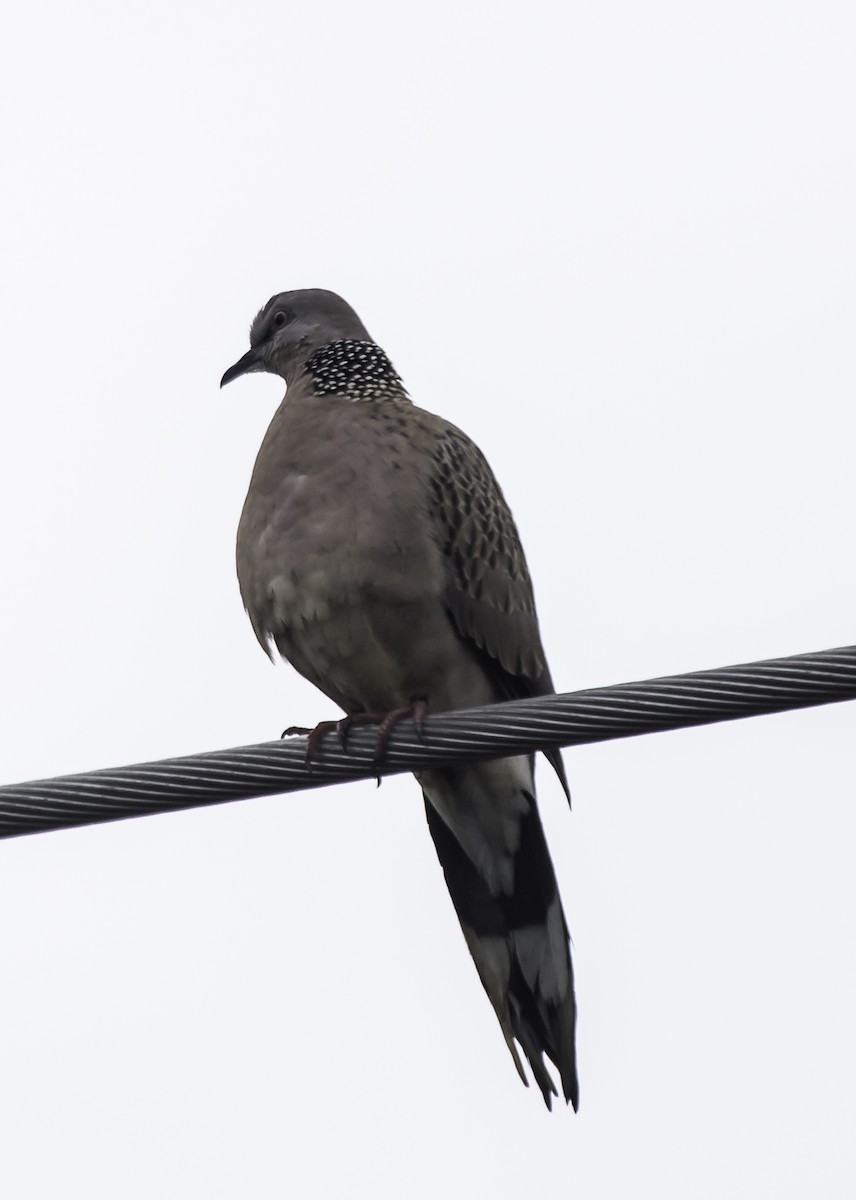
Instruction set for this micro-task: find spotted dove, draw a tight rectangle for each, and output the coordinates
[221,289,578,1109]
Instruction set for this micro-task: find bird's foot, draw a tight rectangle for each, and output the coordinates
[281,698,428,770]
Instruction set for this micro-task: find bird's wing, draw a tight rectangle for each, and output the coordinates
[428,421,569,800]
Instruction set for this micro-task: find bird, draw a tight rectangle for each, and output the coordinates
[221,289,578,1109]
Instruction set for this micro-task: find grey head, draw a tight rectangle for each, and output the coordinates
[220,289,373,389]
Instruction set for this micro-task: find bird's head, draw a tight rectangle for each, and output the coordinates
[220,289,372,389]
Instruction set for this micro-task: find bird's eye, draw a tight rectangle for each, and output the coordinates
[273,311,290,329]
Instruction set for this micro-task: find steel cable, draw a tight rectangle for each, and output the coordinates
[1,643,854,840]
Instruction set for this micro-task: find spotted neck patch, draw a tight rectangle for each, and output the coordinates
[306,339,407,399]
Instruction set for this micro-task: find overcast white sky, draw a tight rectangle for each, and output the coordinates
[1,1,855,1195]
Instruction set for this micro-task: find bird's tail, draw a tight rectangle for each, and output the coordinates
[421,761,578,1110]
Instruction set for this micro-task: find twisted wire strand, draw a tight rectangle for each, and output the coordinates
[1,644,854,840]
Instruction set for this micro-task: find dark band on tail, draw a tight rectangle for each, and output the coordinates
[424,791,579,1110]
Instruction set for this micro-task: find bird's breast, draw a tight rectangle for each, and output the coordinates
[236,404,444,645]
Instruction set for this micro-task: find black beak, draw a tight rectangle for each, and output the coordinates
[220,346,265,388]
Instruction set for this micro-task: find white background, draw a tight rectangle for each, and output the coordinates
[1,1,854,1195]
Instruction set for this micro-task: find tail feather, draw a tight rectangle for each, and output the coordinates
[423,781,578,1110]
